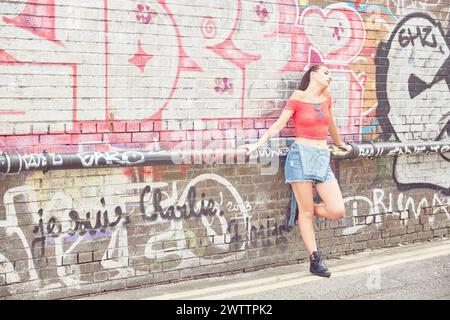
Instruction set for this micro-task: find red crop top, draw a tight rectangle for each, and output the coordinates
[283,98,332,140]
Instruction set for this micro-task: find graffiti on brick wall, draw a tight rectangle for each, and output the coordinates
[0,185,132,289]
[293,3,366,136]
[0,0,368,148]
[0,173,293,292]
[342,188,450,235]
[376,13,450,194]
[348,4,396,140]
[359,0,450,25]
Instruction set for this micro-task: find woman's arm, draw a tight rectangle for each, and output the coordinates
[328,109,345,147]
[255,109,293,148]
[254,91,304,147]
[241,91,299,154]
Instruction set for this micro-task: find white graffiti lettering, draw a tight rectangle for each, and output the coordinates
[343,188,449,235]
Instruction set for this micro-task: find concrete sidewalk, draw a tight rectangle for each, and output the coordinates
[75,238,450,300]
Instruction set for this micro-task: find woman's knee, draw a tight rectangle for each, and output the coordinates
[327,205,345,220]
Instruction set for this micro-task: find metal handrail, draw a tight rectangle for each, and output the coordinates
[1,140,449,175]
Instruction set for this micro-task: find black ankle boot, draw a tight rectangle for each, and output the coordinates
[310,251,331,277]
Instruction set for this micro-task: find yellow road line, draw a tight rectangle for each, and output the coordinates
[141,241,450,300]
[196,246,450,300]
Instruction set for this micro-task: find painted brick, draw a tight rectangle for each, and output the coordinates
[280,128,296,137]
[242,119,254,128]
[77,133,103,144]
[94,271,109,283]
[167,120,181,131]
[230,120,244,129]
[93,250,105,262]
[110,121,126,132]
[245,129,258,139]
[40,134,74,145]
[103,133,132,144]
[254,119,266,129]
[0,123,14,135]
[81,122,97,134]
[132,131,160,143]
[218,120,232,129]
[67,122,82,134]
[265,119,277,127]
[6,135,39,147]
[62,253,77,266]
[126,122,140,132]
[181,120,194,131]
[160,131,185,142]
[209,129,224,140]
[205,120,219,130]
[13,124,33,135]
[32,123,49,135]
[48,123,66,135]
[78,252,93,264]
[97,122,113,133]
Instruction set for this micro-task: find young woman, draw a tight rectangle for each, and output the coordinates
[240,64,351,277]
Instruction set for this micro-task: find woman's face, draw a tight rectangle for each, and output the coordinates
[311,66,332,87]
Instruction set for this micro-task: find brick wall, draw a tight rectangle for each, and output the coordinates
[0,0,449,299]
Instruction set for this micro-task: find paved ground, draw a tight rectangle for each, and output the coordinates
[75,238,450,300]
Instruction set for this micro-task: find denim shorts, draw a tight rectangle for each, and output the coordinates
[284,143,336,185]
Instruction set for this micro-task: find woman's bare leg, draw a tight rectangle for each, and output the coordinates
[313,202,328,218]
[290,181,317,254]
[314,179,346,220]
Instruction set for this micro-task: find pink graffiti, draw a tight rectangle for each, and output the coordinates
[207,38,260,74]
[299,6,365,63]
[136,3,154,24]
[214,78,234,94]
[179,47,203,72]
[3,0,61,45]
[201,16,217,39]
[0,49,19,63]
[0,0,368,151]
[294,5,366,139]
[256,1,269,22]
[206,0,261,118]
[333,22,345,41]
[275,0,310,73]
[128,41,153,73]
[145,0,202,121]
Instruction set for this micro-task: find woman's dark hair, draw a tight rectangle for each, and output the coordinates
[298,64,322,90]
